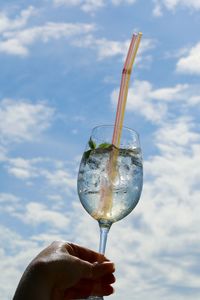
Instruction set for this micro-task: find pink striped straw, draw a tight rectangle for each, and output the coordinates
[95,33,143,220]
[112,32,142,148]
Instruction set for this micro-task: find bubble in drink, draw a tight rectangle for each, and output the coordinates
[77,145,143,224]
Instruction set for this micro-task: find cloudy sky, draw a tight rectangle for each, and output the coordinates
[0,0,200,299]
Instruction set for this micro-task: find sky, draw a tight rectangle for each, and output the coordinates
[0,0,200,299]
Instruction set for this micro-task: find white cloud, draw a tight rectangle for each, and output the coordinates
[1,6,200,300]
[176,42,200,75]
[0,192,70,229]
[43,169,77,194]
[31,231,67,245]
[124,80,167,123]
[54,0,82,4]
[53,0,200,17]
[54,0,105,12]
[0,21,95,56]
[0,38,28,55]
[108,117,200,299]
[166,0,200,10]
[153,1,163,16]
[0,6,36,33]
[0,225,44,300]
[111,79,200,124]
[2,88,199,300]
[72,35,154,61]
[150,83,189,100]
[0,6,151,61]
[142,120,200,249]
[71,34,128,59]
[95,38,131,60]
[6,157,40,179]
[164,46,190,60]
[143,118,200,234]
[0,6,37,55]
[0,144,7,161]
[46,116,200,300]
[15,202,70,229]
[54,0,137,12]
[153,0,200,16]
[81,0,106,12]
[111,80,184,123]
[0,193,20,214]
[1,116,200,300]
[189,95,200,105]
[111,0,137,4]
[0,99,55,143]
[155,117,199,150]
[3,155,78,199]
[0,193,19,203]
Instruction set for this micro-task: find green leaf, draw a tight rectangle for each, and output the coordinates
[88,138,96,149]
[98,142,111,149]
[84,150,92,160]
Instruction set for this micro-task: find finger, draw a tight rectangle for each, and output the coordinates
[77,259,115,280]
[91,284,114,297]
[53,283,94,300]
[91,261,115,279]
[71,273,115,290]
[101,273,116,284]
[66,243,108,263]
[64,285,93,299]
[64,284,114,299]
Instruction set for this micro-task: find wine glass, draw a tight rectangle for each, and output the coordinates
[77,125,143,299]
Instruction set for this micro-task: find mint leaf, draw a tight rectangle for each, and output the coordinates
[98,142,111,149]
[88,138,96,149]
[84,150,91,160]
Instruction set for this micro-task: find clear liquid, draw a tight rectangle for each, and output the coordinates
[77,146,143,224]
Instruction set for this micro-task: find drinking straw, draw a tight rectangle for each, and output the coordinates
[108,32,142,186]
[112,32,142,148]
[94,32,142,220]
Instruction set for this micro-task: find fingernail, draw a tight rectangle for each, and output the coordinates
[111,263,115,272]
[101,261,115,272]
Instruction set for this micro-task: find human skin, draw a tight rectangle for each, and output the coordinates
[13,241,115,300]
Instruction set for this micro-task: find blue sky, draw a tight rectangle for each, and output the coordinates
[0,1,200,299]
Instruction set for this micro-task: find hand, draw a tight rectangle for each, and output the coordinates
[13,241,115,300]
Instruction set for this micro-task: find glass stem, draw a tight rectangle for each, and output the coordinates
[98,220,112,255]
[87,222,112,300]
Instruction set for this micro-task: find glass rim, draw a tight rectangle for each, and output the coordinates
[91,124,139,138]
